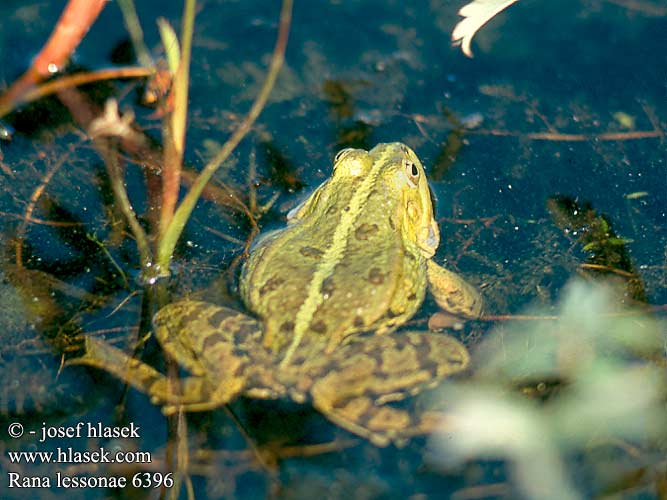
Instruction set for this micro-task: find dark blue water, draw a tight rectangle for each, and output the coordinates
[1,1,666,498]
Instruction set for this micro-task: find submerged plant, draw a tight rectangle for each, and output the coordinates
[430,279,666,499]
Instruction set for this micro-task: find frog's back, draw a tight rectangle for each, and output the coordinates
[243,187,421,350]
[240,143,435,355]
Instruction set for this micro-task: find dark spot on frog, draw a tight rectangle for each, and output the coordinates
[366,348,384,368]
[202,332,227,351]
[299,246,324,259]
[444,352,465,367]
[310,320,328,334]
[388,216,395,231]
[179,310,201,325]
[368,267,384,285]
[407,293,417,301]
[260,276,284,295]
[321,277,335,297]
[416,356,440,377]
[144,374,163,391]
[344,206,350,212]
[445,296,465,312]
[386,308,403,318]
[353,316,365,328]
[280,321,294,333]
[355,223,379,241]
[208,308,237,328]
[231,319,260,342]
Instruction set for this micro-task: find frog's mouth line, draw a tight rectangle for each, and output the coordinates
[404,191,440,259]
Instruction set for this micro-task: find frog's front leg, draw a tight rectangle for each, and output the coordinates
[426,259,483,319]
[309,332,469,447]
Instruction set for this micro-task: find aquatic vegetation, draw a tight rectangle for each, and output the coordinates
[431,279,666,499]
[0,1,665,498]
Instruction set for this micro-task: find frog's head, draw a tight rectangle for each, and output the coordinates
[286,147,373,222]
[287,142,439,258]
[370,142,440,259]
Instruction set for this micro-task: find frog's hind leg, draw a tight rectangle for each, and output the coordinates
[70,301,269,413]
[70,337,253,413]
[153,301,277,408]
[153,300,265,377]
[310,332,469,447]
[68,337,205,406]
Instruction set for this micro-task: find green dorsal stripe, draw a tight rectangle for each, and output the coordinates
[279,148,393,366]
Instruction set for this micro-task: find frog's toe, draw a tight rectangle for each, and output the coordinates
[68,337,163,393]
[69,337,198,405]
[427,260,483,319]
[311,393,449,447]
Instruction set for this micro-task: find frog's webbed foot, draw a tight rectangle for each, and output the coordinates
[309,332,469,447]
[426,259,483,319]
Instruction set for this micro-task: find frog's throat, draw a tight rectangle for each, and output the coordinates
[278,147,392,367]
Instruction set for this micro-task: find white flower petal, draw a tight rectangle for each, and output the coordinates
[451,0,520,57]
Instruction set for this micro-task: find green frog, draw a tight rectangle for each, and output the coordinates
[71,142,483,446]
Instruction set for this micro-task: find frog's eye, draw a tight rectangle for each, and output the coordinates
[334,148,353,165]
[404,159,420,187]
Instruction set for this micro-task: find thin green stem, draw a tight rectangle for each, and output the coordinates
[172,0,196,155]
[86,233,129,288]
[159,0,197,241]
[156,0,293,268]
[116,0,154,68]
[102,140,152,268]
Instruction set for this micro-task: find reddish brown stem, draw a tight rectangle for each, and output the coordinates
[33,0,107,75]
[0,0,107,113]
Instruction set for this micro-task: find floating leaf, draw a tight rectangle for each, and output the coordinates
[451,0,520,57]
[612,111,636,129]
